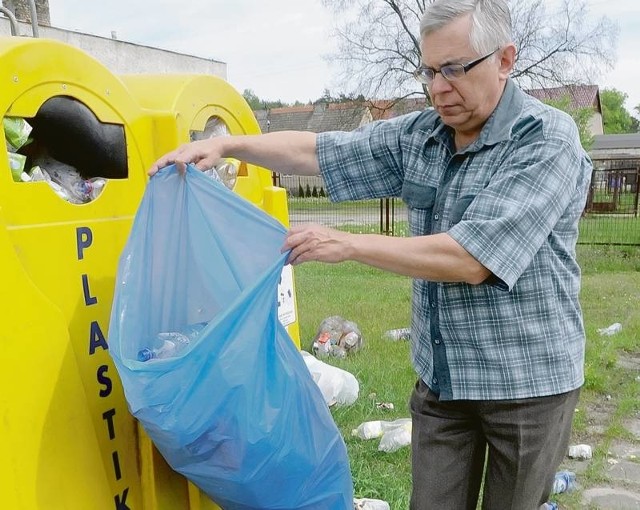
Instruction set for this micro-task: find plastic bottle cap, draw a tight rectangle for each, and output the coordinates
[137,348,153,362]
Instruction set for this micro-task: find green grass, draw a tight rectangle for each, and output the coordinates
[579,215,640,245]
[577,244,640,274]
[591,190,638,209]
[335,217,640,246]
[293,246,640,508]
[288,197,391,212]
[295,262,414,504]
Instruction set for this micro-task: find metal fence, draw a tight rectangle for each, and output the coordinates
[288,196,409,235]
[282,169,640,246]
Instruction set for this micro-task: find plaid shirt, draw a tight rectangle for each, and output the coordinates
[317,80,592,400]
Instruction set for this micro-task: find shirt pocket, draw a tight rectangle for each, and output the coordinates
[402,181,437,236]
[402,181,437,210]
[449,195,474,226]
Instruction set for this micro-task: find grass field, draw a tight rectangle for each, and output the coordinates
[293,245,640,508]
[288,198,640,246]
[579,214,640,245]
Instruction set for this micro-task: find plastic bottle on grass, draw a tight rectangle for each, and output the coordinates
[383,327,411,341]
[552,470,576,494]
[597,322,622,336]
[352,418,411,440]
[138,322,207,362]
[352,420,385,440]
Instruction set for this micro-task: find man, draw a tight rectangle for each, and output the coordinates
[149,0,591,507]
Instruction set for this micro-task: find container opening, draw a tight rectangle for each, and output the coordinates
[22,95,128,180]
[190,116,245,190]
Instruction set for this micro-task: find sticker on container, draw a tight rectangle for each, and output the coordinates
[277,264,296,327]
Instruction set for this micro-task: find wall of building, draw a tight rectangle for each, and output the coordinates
[2,0,50,25]
[0,18,227,78]
[589,112,604,136]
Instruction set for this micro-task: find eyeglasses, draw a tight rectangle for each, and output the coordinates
[413,48,500,85]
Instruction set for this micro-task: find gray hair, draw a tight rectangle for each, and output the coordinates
[419,0,512,55]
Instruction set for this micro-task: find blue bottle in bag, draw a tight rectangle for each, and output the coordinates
[138,322,207,361]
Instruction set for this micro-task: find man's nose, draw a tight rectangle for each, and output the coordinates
[428,72,453,95]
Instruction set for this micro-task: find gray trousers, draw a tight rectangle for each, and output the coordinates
[409,379,580,510]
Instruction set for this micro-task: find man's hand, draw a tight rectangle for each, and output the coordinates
[282,224,354,265]
[148,138,225,176]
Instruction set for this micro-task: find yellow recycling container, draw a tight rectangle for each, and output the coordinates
[121,74,301,347]
[0,36,151,510]
[0,38,298,510]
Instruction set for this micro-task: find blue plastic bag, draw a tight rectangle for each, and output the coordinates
[108,165,353,509]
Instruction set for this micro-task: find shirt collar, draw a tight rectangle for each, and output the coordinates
[426,78,523,152]
[477,78,522,147]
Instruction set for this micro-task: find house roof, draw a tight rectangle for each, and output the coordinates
[590,133,640,162]
[369,98,428,120]
[255,103,371,133]
[525,85,601,112]
[592,133,640,150]
[254,85,604,135]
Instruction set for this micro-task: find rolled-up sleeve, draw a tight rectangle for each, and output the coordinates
[448,136,588,291]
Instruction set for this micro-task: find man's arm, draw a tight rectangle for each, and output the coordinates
[283,224,491,285]
[148,131,320,176]
[149,125,490,284]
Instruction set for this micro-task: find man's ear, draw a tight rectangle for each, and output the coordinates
[498,44,517,79]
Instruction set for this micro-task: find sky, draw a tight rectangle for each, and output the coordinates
[47,0,640,114]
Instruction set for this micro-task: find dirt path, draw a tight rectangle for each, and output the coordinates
[558,353,640,508]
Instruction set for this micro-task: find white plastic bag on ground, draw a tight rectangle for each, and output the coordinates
[568,444,592,460]
[354,498,391,510]
[301,350,359,407]
[378,421,412,452]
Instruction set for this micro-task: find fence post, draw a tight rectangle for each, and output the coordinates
[635,165,640,219]
[378,198,395,236]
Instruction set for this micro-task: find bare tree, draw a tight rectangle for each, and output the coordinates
[321,0,618,102]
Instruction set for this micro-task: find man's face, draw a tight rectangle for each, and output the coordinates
[419,15,509,139]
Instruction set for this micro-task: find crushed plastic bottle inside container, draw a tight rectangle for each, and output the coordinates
[29,162,107,203]
[190,117,238,189]
[3,116,32,150]
[8,152,27,182]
